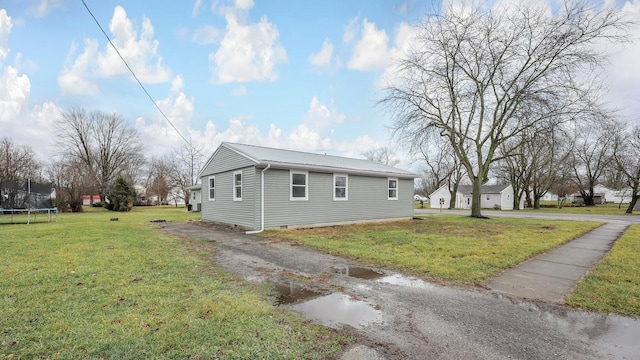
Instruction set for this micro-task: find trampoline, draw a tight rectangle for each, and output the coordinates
[0,180,57,224]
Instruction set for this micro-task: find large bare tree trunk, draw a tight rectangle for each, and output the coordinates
[471,178,483,218]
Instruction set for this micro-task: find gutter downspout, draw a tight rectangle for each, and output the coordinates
[246,164,270,234]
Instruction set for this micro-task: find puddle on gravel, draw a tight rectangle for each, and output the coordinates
[271,281,382,329]
[336,266,435,289]
[290,293,382,329]
[512,298,640,358]
[271,282,322,305]
[376,274,435,289]
[334,266,384,279]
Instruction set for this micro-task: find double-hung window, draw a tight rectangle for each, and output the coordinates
[233,171,242,201]
[333,174,348,200]
[208,176,215,201]
[388,178,398,200]
[290,170,308,200]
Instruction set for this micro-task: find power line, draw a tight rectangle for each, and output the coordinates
[80,0,205,157]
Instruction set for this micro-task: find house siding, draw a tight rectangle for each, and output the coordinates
[200,166,258,229]
[201,146,255,176]
[262,169,413,229]
[430,186,451,209]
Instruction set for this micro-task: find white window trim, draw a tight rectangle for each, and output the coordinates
[388,178,398,200]
[290,170,309,201]
[333,174,348,201]
[208,176,215,201]
[233,170,242,201]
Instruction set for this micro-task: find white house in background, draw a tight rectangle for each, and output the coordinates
[539,191,558,202]
[188,184,201,212]
[430,184,523,210]
[592,184,632,204]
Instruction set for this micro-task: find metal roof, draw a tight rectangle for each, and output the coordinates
[217,142,418,178]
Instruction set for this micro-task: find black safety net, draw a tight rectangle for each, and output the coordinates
[0,180,54,209]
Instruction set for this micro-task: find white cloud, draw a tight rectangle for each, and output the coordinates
[343,15,360,43]
[210,4,287,84]
[135,75,195,154]
[0,10,11,61]
[191,25,223,45]
[0,10,60,158]
[27,0,64,18]
[235,0,255,11]
[58,5,172,95]
[58,39,100,95]
[232,85,248,96]
[304,96,345,130]
[378,21,419,88]
[192,0,204,16]
[347,19,390,71]
[309,38,334,67]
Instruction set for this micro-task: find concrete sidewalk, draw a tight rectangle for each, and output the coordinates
[487,222,629,303]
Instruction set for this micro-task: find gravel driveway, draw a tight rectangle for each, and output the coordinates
[159,221,639,360]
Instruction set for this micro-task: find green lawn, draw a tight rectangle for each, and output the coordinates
[266,216,601,285]
[0,206,349,359]
[567,225,640,317]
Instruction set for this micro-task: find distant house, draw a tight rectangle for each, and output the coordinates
[188,184,201,212]
[539,191,558,202]
[82,195,101,205]
[197,142,418,231]
[572,193,606,205]
[592,184,632,204]
[429,184,523,210]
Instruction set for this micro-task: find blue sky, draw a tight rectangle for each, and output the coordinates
[1,0,639,170]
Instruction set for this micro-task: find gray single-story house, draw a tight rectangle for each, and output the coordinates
[197,142,418,232]
[430,184,523,210]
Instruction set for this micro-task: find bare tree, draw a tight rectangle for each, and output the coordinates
[47,159,92,212]
[167,142,204,206]
[381,1,629,217]
[418,137,466,209]
[362,146,400,167]
[570,118,621,206]
[0,137,41,181]
[57,107,144,203]
[145,156,172,205]
[612,124,640,213]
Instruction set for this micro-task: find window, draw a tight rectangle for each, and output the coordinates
[486,195,490,200]
[233,171,242,201]
[290,170,308,200]
[388,178,398,200]
[208,176,215,201]
[333,174,348,200]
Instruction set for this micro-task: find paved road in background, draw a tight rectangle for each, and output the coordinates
[414,208,640,224]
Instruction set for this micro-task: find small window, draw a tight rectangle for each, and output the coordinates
[233,171,242,201]
[334,174,348,200]
[208,176,215,201]
[290,170,308,201]
[388,178,398,200]
[193,191,196,200]
[486,195,490,200]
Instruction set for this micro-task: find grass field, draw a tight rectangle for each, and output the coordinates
[567,225,640,317]
[267,216,601,285]
[0,206,349,359]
